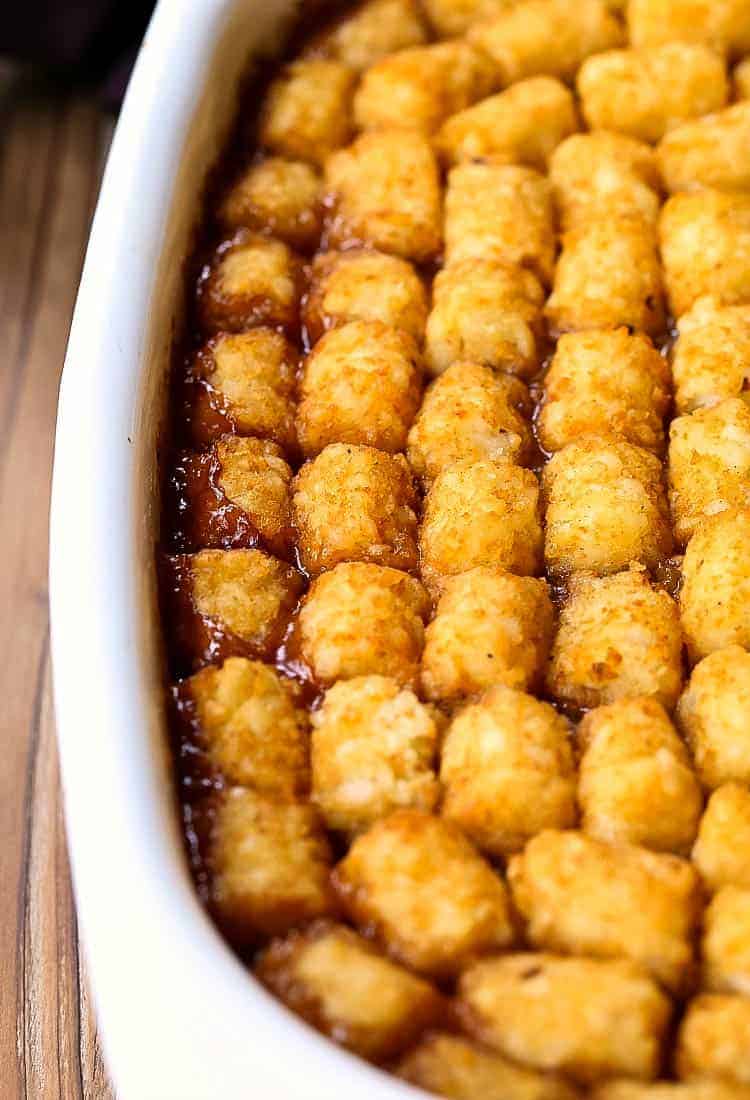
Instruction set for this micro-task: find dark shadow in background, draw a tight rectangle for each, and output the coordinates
[1,1,155,110]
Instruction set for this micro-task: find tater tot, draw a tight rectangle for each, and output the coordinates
[334,810,515,977]
[659,191,750,317]
[175,657,309,794]
[324,129,442,262]
[677,647,750,787]
[407,362,533,483]
[397,1032,580,1100]
[197,234,303,336]
[419,460,543,591]
[539,330,670,455]
[593,1081,750,1100]
[508,830,701,991]
[549,132,662,232]
[310,676,441,835]
[542,437,673,577]
[459,953,671,1082]
[692,783,750,893]
[353,41,497,134]
[671,298,750,414]
[627,0,750,58]
[578,44,728,143]
[185,330,298,451]
[218,157,322,250]
[421,569,554,704]
[259,60,355,167]
[468,0,623,84]
[578,697,702,854]
[444,163,556,285]
[173,436,294,557]
[436,76,578,168]
[207,787,333,944]
[545,218,666,336]
[676,994,750,1084]
[256,922,447,1062]
[679,509,750,662]
[701,886,750,994]
[668,399,750,545]
[296,321,422,457]
[658,101,750,193]
[167,548,303,670]
[308,0,427,71]
[424,262,545,381]
[293,444,418,575]
[297,562,430,687]
[302,249,427,346]
[735,56,750,97]
[421,0,512,35]
[547,568,683,712]
[440,686,576,856]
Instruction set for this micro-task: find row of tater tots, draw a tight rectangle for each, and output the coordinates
[163,0,750,1093]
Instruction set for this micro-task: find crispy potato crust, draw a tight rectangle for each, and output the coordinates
[444,163,556,285]
[578,44,728,142]
[468,0,623,84]
[297,321,422,457]
[421,568,554,704]
[659,190,750,317]
[508,829,702,992]
[424,263,545,380]
[207,787,333,944]
[293,444,418,575]
[182,657,309,794]
[547,568,683,711]
[578,696,702,854]
[676,994,750,1083]
[311,675,441,835]
[679,508,750,662]
[627,0,750,57]
[397,1032,581,1100]
[440,686,576,856]
[436,76,578,168]
[420,460,543,591]
[677,646,750,787]
[692,782,750,892]
[324,129,442,262]
[542,436,673,576]
[303,249,427,345]
[539,330,670,455]
[259,60,356,166]
[197,234,303,336]
[353,41,497,134]
[668,398,750,545]
[334,810,515,977]
[545,217,666,336]
[671,298,750,415]
[458,953,671,1082]
[297,562,430,688]
[256,921,447,1062]
[408,362,533,480]
[187,330,298,451]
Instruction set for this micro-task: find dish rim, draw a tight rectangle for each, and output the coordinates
[49,0,425,1095]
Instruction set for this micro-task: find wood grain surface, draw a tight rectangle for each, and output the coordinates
[0,67,116,1099]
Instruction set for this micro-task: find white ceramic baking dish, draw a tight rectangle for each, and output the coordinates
[49,1,426,1096]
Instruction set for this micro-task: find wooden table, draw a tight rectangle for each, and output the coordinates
[0,67,115,1099]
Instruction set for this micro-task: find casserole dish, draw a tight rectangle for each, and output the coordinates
[52,0,750,1093]
[50,1,421,1095]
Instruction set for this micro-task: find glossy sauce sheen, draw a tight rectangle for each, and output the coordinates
[154,0,726,1084]
[158,20,687,909]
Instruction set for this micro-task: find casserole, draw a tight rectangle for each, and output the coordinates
[52,0,750,1093]
[50,1,421,1095]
